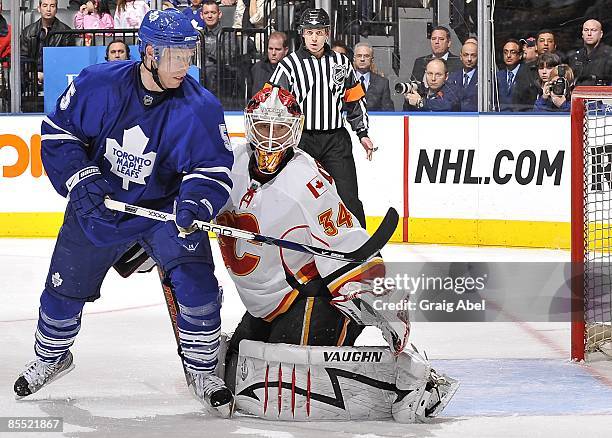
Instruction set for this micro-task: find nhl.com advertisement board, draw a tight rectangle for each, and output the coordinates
[0,113,570,248]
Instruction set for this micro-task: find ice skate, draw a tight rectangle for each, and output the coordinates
[14,351,75,399]
[419,369,460,420]
[188,371,234,418]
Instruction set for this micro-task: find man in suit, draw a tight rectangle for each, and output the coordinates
[496,39,529,112]
[353,41,394,112]
[411,26,462,86]
[447,41,478,111]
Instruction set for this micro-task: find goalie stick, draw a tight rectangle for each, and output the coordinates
[104,199,398,263]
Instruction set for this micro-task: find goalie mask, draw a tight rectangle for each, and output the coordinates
[245,85,304,174]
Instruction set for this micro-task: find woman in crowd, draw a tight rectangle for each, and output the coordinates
[114,0,150,29]
[74,0,114,29]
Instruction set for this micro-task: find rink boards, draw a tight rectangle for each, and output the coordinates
[0,113,571,248]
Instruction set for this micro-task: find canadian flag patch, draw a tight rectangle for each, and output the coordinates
[306,176,328,199]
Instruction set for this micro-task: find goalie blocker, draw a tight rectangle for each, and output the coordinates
[233,340,459,422]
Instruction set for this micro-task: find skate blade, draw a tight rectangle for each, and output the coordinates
[15,363,76,400]
[419,378,460,422]
[205,397,235,419]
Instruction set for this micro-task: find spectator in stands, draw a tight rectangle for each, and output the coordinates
[20,0,75,86]
[353,41,394,112]
[536,29,557,56]
[0,2,10,68]
[568,18,612,86]
[113,0,149,29]
[105,39,130,61]
[536,53,561,89]
[496,39,532,112]
[250,31,287,97]
[233,0,275,31]
[403,58,460,111]
[533,64,573,112]
[184,0,205,29]
[0,1,10,111]
[74,0,114,45]
[447,41,478,111]
[532,52,562,110]
[411,26,462,86]
[520,37,538,63]
[331,40,349,56]
[202,0,224,91]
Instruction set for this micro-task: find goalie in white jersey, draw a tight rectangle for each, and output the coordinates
[218,85,459,422]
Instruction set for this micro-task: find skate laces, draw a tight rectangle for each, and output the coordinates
[22,359,56,387]
[192,373,226,397]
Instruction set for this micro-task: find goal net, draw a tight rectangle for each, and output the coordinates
[571,86,612,361]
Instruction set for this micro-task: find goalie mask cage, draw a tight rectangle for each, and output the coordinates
[571,86,612,361]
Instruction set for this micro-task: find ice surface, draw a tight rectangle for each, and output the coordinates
[1,239,611,437]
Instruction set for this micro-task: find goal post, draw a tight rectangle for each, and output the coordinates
[571,86,612,361]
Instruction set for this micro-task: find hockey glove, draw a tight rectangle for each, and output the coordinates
[166,198,213,251]
[331,281,410,356]
[67,166,114,221]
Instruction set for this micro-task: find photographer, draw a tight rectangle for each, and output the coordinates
[402,58,460,112]
[533,64,573,112]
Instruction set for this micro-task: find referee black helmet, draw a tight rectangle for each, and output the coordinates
[298,8,330,34]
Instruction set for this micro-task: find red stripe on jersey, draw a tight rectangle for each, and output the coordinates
[329,258,386,296]
[296,261,320,284]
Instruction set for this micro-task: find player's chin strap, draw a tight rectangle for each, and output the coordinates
[141,58,166,91]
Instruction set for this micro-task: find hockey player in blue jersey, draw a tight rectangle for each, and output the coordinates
[13,9,235,417]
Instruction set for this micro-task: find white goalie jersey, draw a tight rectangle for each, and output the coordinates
[217,141,383,320]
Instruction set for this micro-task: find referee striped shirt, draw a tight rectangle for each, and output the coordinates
[269,45,369,135]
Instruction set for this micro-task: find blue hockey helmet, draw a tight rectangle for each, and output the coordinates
[138,9,199,56]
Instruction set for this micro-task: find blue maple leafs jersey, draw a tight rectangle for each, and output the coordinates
[41,61,233,246]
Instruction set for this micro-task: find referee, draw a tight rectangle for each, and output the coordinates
[268,8,375,228]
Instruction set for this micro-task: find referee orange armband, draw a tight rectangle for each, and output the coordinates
[344,82,366,102]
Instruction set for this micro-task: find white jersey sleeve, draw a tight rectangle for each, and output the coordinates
[217,144,383,320]
[280,152,384,297]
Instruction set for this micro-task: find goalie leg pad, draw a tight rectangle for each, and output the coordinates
[392,347,460,423]
[235,340,400,421]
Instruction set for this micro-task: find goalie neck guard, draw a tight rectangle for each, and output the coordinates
[245,85,304,174]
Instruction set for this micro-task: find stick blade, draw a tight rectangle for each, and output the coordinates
[345,207,399,262]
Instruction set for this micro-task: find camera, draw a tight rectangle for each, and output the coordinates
[395,81,420,94]
[549,65,568,97]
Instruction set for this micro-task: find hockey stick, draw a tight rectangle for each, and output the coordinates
[156,266,194,387]
[104,199,399,263]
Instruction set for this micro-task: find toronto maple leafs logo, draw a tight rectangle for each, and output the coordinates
[149,10,160,21]
[104,126,157,190]
[182,242,200,252]
[51,272,63,288]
